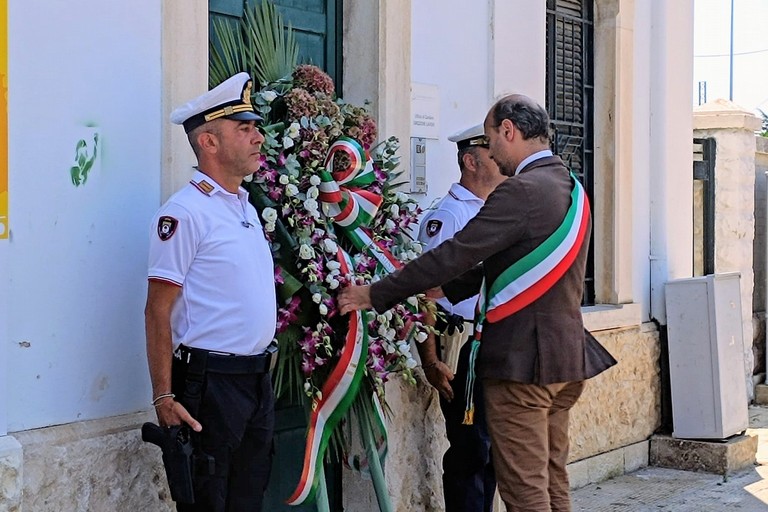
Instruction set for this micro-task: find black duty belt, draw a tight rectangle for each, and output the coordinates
[175,344,277,375]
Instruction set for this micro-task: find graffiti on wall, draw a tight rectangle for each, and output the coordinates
[70,130,100,187]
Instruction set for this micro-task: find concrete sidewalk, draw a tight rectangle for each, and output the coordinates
[571,406,768,511]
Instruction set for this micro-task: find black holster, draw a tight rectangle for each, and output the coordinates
[141,423,197,504]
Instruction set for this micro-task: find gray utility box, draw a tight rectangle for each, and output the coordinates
[665,272,749,439]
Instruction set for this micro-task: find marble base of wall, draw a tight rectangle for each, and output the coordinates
[569,323,662,461]
[0,436,23,511]
[6,410,173,512]
[567,440,649,489]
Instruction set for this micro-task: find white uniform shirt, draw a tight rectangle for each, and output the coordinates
[418,182,484,320]
[148,170,277,355]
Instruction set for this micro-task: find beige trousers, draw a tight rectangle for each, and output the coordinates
[483,379,585,512]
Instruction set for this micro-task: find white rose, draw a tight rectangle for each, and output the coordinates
[318,304,328,316]
[322,239,338,254]
[299,244,315,260]
[279,174,290,185]
[307,186,319,199]
[261,207,278,224]
[312,293,322,304]
[384,310,393,321]
[385,219,396,231]
[385,328,396,341]
[264,222,276,233]
[326,260,341,270]
[415,331,428,343]
[310,175,321,186]
[283,137,295,150]
[304,198,319,212]
[262,90,278,102]
[412,243,423,255]
[287,122,301,139]
[328,279,339,290]
[396,192,409,202]
[286,184,299,197]
[389,204,400,217]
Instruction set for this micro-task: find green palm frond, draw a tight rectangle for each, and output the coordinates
[210,0,299,88]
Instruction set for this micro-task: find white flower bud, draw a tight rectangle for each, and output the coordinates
[318,304,328,315]
[310,175,322,186]
[389,204,400,217]
[286,184,299,197]
[299,244,315,260]
[326,260,341,270]
[328,279,339,289]
[385,219,396,231]
[262,90,278,102]
[406,297,418,308]
[279,174,290,185]
[307,186,319,199]
[312,293,322,304]
[415,331,428,343]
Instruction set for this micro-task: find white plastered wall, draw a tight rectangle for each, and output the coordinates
[6,0,163,431]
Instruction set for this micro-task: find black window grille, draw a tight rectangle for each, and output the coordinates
[546,0,595,305]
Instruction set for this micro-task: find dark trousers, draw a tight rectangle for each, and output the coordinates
[172,358,275,512]
[440,341,497,512]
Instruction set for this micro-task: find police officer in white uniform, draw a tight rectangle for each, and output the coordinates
[145,72,277,512]
[417,124,506,512]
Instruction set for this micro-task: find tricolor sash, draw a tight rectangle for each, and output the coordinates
[464,173,590,424]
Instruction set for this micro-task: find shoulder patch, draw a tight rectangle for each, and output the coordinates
[426,219,443,237]
[157,216,178,241]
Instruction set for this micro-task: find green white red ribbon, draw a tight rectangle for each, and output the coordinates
[289,137,401,507]
[464,173,590,424]
[287,248,369,506]
[317,137,399,274]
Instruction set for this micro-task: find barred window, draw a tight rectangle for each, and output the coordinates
[546,0,595,305]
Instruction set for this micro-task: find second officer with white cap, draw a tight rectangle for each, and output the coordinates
[416,123,506,512]
[145,72,277,511]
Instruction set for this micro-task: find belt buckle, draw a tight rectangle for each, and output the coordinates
[266,342,279,372]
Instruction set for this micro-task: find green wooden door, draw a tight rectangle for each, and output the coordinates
[208,4,343,510]
[210,0,342,90]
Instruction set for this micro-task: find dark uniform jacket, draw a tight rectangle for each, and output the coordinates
[371,155,614,385]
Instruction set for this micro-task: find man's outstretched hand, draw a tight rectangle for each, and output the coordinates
[337,284,373,315]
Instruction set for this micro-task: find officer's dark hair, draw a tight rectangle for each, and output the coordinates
[489,94,550,144]
[188,121,223,158]
[457,146,482,172]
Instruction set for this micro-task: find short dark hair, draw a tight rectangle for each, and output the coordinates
[457,146,481,172]
[490,94,551,143]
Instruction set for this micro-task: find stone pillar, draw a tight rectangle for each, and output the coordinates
[693,99,762,400]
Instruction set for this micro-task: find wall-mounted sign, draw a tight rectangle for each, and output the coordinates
[411,82,440,140]
[0,0,7,239]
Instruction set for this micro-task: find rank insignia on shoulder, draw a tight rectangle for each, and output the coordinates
[191,179,215,195]
[426,219,442,237]
[157,216,178,241]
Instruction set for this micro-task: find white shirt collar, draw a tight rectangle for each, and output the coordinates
[191,169,248,201]
[448,182,483,202]
[515,149,553,176]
